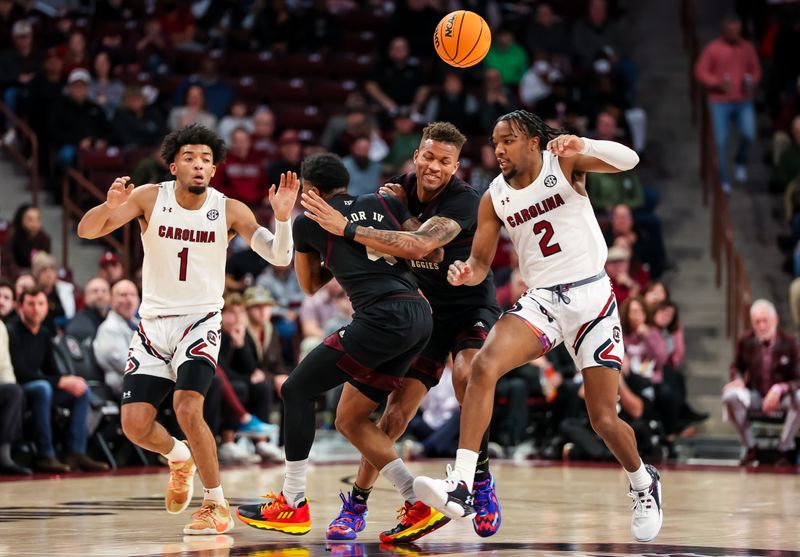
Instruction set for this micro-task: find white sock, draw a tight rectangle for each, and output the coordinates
[454,449,479,492]
[380,458,417,503]
[282,458,308,507]
[203,485,225,505]
[626,460,651,491]
[163,437,191,463]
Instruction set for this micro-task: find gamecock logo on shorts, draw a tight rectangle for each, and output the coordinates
[612,325,621,343]
[544,174,557,188]
[207,209,219,221]
[207,330,218,345]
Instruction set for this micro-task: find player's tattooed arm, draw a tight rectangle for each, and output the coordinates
[354,216,459,261]
[402,217,444,263]
[301,190,457,260]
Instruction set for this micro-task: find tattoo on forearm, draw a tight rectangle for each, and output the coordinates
[356,216,460,255]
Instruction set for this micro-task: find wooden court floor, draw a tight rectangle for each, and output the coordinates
[0,461,798,557]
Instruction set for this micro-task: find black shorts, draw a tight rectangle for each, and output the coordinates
[405,305,500,390]
[323,294,433,402]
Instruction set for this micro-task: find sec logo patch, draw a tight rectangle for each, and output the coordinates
[207,209,219,221]
[544,175,557,188]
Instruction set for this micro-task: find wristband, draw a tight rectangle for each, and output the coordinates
[344,222,358,240]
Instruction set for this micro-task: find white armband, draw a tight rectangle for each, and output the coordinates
[579,138,639,171]
[250,219,293,266]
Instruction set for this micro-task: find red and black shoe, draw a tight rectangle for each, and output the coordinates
[379,500,450,543]
[236,491,311,535]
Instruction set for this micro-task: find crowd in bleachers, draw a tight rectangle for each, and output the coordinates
[0,0,726,475]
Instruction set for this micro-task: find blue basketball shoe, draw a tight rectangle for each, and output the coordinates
[471,473,502,537]
[326,492,368,540]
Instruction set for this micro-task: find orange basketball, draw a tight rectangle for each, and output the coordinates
[433,10,491,68]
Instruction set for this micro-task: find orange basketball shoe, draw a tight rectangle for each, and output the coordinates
[379,500,450,543]
[183,499,234,535]
[236,491,311,535]
[165,442,196,514]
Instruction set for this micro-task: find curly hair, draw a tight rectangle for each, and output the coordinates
[301,153,350,194]
[495,109,567,147]
[160,124,226,165]
[421,121,467,150]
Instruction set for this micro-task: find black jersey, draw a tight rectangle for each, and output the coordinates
[293,192,420,312]
[390,172,498,312]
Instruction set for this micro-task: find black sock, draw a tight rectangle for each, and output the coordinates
[351,483,372,506]
[474,429,491,483]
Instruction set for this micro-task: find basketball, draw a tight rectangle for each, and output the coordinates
[433,10,491,68]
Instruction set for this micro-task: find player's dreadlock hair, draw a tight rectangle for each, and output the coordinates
[421,121,467,150]
[494,110,567,148]
[301,153,350,194]
[160,123,227,165]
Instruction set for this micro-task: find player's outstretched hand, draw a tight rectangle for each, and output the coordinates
[301,190,348,236]
[546,135,585,158]
[106,176,134,209]
[268,171,300,222]
[447,259,473,286]
[379,182,408,206]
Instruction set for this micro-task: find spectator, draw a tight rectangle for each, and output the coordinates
[93,279,139,397]
[0,279,14,321]
[365,37,429,120]
[604,245,647,305]
[382,108,421,176]
[588,168,646,216]
[694,15,761,192]
[167,84,217,132]
[213,127,266,206]
[266,129,303,188]
[255,263,303,363]
[723,299,800,466]
[608,203,666,279]
[250,107,278,162]
[7,288,109,472]
[172,58,234,119]
[523,2,572,60]
[135,18,173,75]
[130,147,171,186]
[422,72,479,133]
[244,286,289,395]
[343,136,382,196]
[470,144,500,195]
[50,68,112,169]
[32,251,76,334]
[27,49,65,157]
[64,277,110,341]
[477,68,516,134]
[519,56,556,108]
[772,115,800,195]
[0,0,24,52]
[88,51,124,117]
[97,251,125,283]
[110,85,166,148]
[483,29,529,86]
[0,20,39,126]
[620,296,668,384]
[218,100,254,146]
[298,280,352,359]
[4,203,52,270]
[13,272,34,301]
[0,314,29,474]
[570,0,629,70]
[61,31,89,75]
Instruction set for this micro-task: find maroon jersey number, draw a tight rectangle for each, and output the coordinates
[533,220,562,257]
[177,247,188,281]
